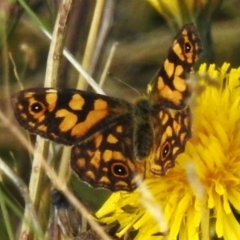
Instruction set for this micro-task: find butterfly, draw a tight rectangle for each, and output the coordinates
[11,23,202,192]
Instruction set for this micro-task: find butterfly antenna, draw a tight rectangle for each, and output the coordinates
[108,73,142,96]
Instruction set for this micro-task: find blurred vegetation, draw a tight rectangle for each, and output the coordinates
[0,0,239,239]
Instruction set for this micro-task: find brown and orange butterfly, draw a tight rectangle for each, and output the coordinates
[11,24,202,192]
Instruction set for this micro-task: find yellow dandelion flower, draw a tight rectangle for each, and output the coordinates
[147,0,183,26]
[147,0,222,30]
[96,63,240,240]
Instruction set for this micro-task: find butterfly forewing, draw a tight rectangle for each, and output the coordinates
[11,88,132,145]
[149,23,202,109]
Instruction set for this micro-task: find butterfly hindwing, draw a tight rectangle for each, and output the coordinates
[149,107,191,175]
[71,120,145,191]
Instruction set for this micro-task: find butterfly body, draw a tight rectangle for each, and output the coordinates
[12,24,202,191]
